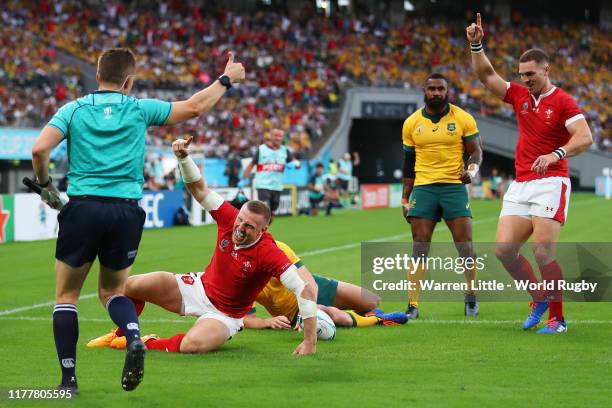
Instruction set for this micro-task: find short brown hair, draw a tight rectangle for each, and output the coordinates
[246,200,271,226]
[519,49,550,64]
[97,48,136,86]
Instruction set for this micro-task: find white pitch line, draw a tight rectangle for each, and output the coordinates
[298,215,500,257]
[407,319,612,325]
[0,197,602,316]
[0,316,190,324]
[0,293,98,316]
[0,316,611,325]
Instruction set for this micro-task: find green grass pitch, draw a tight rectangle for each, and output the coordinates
[0,194,610,407]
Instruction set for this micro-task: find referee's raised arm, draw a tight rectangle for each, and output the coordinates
[165,52,245,125]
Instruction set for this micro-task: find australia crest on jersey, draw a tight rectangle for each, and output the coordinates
[447,123,456,131]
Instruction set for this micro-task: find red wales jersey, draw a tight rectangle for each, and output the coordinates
[503,82,584,182]
[201,201,294,318]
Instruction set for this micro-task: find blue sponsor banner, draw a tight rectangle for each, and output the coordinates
[139,190,184,229]
[198,157,309,187]
[283,162,308,186]
[0,128,39,160]
[0,127,66,160]
[595,176,612,196]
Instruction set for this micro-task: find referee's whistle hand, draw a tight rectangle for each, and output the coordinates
[172,136,193,158]
[224,51,246,83]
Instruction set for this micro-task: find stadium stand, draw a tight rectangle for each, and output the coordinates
[1,1,610,154]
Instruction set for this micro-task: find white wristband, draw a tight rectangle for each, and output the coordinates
[200,190,224,211]
[178,155,202,183]
[297,297,317,319]
[467,164,479,179]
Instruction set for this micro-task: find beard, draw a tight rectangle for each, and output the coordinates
[424,94,449,110]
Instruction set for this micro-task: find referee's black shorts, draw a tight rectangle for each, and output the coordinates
[56,196,146,270]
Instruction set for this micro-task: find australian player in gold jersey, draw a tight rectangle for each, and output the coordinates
[402,73,483,319]
[245,241,408,330]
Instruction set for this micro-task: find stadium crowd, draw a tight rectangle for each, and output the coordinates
[0,4,82,127]
[2,1,610,154]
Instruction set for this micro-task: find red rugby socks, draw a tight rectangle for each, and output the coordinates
[146,334,185,353]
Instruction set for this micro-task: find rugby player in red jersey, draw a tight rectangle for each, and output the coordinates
[89,136,318,354]
[467,13,593,333]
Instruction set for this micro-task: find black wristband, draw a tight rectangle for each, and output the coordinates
[552,148,567,160]
[38,176,52,187]
[218,75,232,89]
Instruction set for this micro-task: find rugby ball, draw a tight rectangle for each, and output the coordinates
[297,309,336,340]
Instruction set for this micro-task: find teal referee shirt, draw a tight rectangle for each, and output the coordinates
[47,91,171,199]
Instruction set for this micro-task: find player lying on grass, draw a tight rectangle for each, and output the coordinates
[244,240,408,330]
[89,136,319,354]
[88,239,406,349]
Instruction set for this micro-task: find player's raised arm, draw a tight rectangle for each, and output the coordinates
[279,265,318,355]
[466,13,507,99]
[165,52,245,125]
[173,136,224,210]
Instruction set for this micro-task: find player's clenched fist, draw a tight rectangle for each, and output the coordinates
[466,12,484,44]
[172,136,193,158]
[224,51,245,83]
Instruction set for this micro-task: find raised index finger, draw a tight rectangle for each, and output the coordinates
[476,12,482,27]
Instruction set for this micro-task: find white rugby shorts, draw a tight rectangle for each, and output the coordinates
[500,177,571,224]
[175,272,244,338]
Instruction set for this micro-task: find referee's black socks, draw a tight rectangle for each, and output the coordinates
[53,304,78,385]
[106,295,141,346]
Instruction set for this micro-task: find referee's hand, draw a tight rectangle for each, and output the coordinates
[42,182,63,210]
[172,136,193,158]
[224,51,245,84]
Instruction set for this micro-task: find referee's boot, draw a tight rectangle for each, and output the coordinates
[122,337,146,392]
[464,292,479,317]
[57,376,79,396]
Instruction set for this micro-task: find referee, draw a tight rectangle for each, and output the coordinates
[31,48,245,393]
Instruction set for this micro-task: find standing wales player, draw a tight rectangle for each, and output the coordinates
[467,13,593,333]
